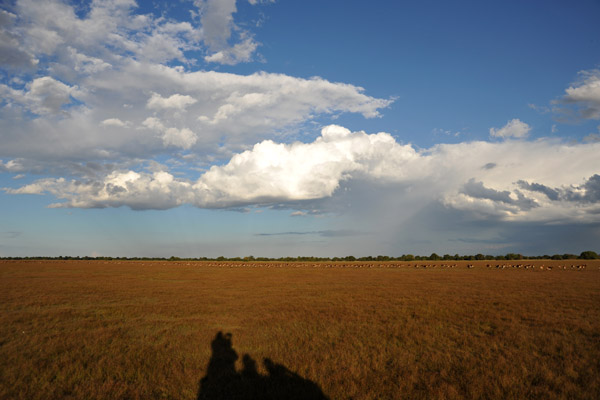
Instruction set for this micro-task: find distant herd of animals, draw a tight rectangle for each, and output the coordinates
[481,263,587,270]
[2,259,593,270]
[185,262,592,270]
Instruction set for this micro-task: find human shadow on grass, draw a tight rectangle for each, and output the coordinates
[197,331,329,400]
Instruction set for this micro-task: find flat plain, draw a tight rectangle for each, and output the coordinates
[1,259,599,399]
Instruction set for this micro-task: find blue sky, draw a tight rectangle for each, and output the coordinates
[1,0,599,257]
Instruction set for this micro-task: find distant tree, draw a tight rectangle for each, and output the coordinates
[429,253,441,260]
[579,251,599,259]
[505,253,522,260]
[474,253,485,260]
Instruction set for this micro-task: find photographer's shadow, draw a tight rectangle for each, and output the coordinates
[197,331,329,400]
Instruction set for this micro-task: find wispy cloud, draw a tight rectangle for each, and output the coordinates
[255,230,362,237]
[1,231,22,239]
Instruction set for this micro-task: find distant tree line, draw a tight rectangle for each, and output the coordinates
[2,251,598,261]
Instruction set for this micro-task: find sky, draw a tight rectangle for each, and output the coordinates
[1,0,599,258]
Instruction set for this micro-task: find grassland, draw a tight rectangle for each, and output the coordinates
[1,259,599,399]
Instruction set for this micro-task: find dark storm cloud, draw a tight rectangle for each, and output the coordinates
[398,201,600,256]
[255,230,362,238]
[462,179,538,211]
[518,174,600,204]
[516,180,560,201]
[565,174,600,203]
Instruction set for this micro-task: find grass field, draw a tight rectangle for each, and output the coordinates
[1,260,599,399]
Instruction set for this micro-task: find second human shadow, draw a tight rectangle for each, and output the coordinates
[197,331,329,400]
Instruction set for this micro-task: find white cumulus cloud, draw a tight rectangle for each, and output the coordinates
[0,9,38,68]
[146,92,198,111]
[194,125,419,205]
[0,0,392,167]
[559,69,600,120]
[142,117,197,150]
[101,118,128,127]
[197,0,262,64]
[6,125,600,225]
[1,76,76,115]
[163,127,197,149]
[205,35,259,65]
[489,119,531,139]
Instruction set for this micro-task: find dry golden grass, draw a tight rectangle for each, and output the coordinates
[1,260,599,399]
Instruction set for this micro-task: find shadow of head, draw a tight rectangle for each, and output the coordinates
[198,331,329,400]
[205,331,238,378]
